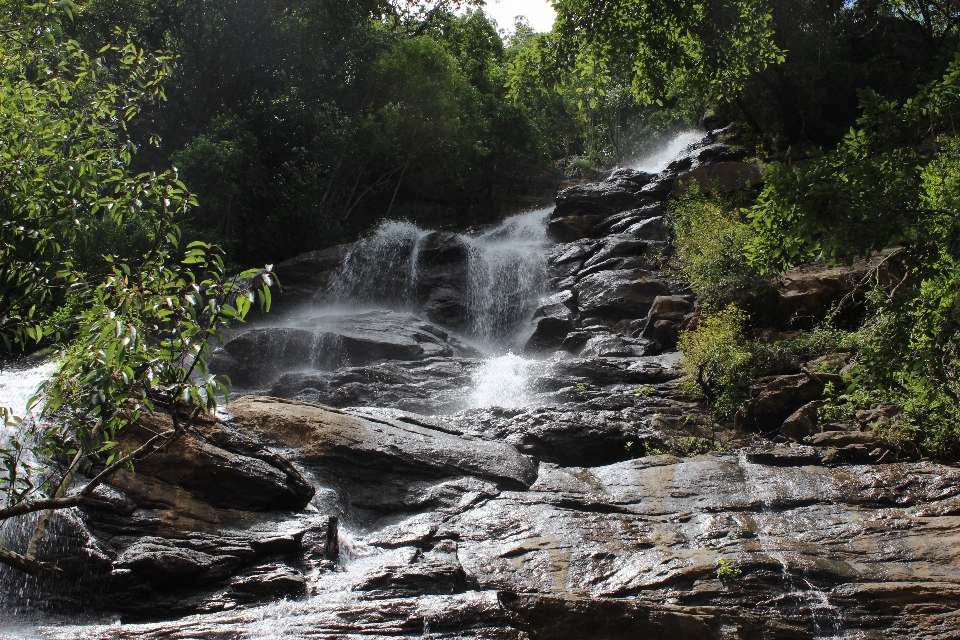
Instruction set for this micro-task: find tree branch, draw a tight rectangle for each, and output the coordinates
[0,545,61,575]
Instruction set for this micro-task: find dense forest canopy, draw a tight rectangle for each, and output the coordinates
[3,0,960,573]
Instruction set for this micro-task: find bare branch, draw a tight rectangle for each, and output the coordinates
[0,546,61,574]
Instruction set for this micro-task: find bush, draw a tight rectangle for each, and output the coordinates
[678,304,754,418]
[680,305,864,421]
[669,186,771,308]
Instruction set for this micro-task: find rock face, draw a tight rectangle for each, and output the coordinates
[31,452,960,640]
[210,310,479,390]
[8,130,957,640]
[227,396,538,489]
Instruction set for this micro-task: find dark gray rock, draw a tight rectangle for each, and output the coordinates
[780,401,821,442]
[549,183,653,242]
[116,539,228,586]
[575,269,671,320]
[744,444,822,466]
[415,232,471,328]
[228,396,539,490]
[272,244,353,307]
[211,311,478,388]
[525,302,576,353]
[741,373,843,433]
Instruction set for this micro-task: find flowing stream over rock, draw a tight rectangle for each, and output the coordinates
[3,130,960,639]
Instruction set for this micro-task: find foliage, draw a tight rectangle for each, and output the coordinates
[552,0,784,112]
[669,187,772,308]
[743,42,960,459]
[0,3,276,573]
[717,558,743,581]
[678,305,755,417]
[0,12,172,350]
[679,302,863,419]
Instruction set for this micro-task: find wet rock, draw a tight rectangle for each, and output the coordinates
[525,316,575,353]
[355,542,467,597]
[780,401,821,442]
[116,539,230,586]
[580,234,647,270]
[741,372,843,433]
[228,396,538,489]
[641,295,694,351]
[415,232,471,328]
[112,413,315,513]
[624,215,671,242]
[272,243,352,307]
[578,333,649,358]
[268,357,478,414]
[744,444,821,466]
[575,269,671,320]
[549,183,652,242]
[590,204,664,236]
[224,563,308,602]
[210,311,478,388]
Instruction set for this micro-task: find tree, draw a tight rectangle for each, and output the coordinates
[748,50,960,458]
[0,2,274,574]
[551,0,784,115]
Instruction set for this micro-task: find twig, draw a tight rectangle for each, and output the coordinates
[827,249,905,323]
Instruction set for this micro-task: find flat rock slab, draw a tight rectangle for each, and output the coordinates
[228,396,538,489]
[210,310,478,388]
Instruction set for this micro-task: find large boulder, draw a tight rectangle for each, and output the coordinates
[740,372,843,433]
[210,311,478,389]
[575,269,671,321]
[111,412,315,513]
[414,232,472,328]
[227,396,538,489]
[271,243,353,307]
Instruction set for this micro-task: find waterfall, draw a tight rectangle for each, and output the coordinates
[329,209,552,346]
[631,130,703,174]
[463,208,551,344]
[0,361,56,509]
[329,220,430,307]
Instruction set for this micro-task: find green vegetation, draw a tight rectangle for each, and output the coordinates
[668,187,770,309]
[0,2,274,574]
[717,558,743,581]
[678,305,755,418]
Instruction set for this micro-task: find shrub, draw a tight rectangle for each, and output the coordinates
[669,186,771,308]
[716,558,743,581]
[678,304,754,417]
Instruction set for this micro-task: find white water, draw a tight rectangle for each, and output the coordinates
[631,130,703,174]
[324,209,554,408]
[330,208,552,348]
[0,361,55,420]
[469,352,540,408]
[463,208,551,343]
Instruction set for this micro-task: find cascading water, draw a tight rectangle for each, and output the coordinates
[328,220,430,307]
[463,209,551,345]
[320,209,554,409]
[631,130,703,174]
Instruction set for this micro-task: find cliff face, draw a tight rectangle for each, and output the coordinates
[5,130,959,640]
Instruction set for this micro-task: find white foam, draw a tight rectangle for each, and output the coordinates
[631,130,704,174]
[0,360,55,419]
[468,352,538,408]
